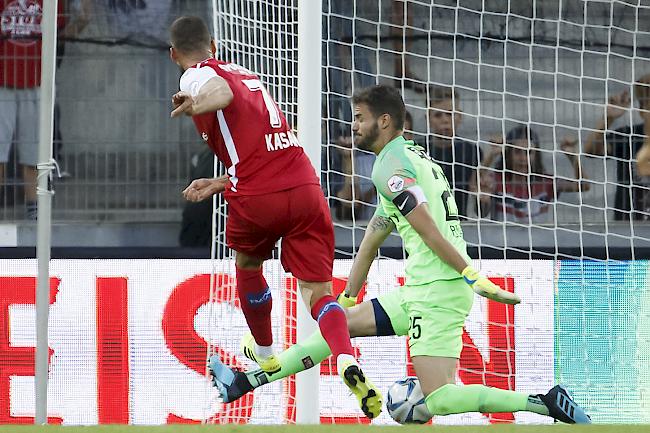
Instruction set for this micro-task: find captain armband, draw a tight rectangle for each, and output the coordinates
[391,185,427,217]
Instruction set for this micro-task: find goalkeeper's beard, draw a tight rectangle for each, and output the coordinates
[354,122,379,152]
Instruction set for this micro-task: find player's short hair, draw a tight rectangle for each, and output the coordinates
[428,84,459,106]
[352,85,406,130]
[170,16,212,54]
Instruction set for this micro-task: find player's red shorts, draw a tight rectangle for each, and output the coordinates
[225,183,334,282]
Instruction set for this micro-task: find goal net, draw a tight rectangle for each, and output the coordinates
[207,0,650,425]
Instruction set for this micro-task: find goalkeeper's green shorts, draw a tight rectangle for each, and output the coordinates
[400,278,474,358]
[375,288,411,337]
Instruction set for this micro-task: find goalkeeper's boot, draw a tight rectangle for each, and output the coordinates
[339,358,383,419]
[538,385,592,424]
[240,332,281,375]
[207,355,253,403]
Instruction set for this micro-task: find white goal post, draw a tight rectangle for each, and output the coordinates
[295,0,323,424]
[210,0,322,424]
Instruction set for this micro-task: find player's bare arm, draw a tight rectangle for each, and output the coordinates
[405,202,520,304]
[343,215,395,299]
[182,175,229,202]
[171,75,234,117]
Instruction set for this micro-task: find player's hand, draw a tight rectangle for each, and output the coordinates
[183,177,228,202]
[337,292,357,308]
[462,266,521,305]
[171,91,196,117]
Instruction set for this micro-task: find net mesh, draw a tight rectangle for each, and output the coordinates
[321,1,650,423]
[205,0,650,425]
[206,0,300,424]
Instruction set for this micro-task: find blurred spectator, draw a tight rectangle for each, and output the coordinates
[325,0,375,140]
[391,0,424,92]
[426,84,478,217]
[351,147,376,220]
[322,139,342,197]
[321,118,345,216]
[479,125,589,223]
[584,74,650,221]
[403,109,426,144]
[179,147,214,247]
[107,0,172,46]
[54,0,91,176]
[332,135,376,221]
[633,82,650,189]
[333,136,353,220]
[60,0,91,41]
[0,0,90,219]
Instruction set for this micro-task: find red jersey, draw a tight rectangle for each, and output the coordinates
[179,58,319,196]
[0,0,65,88]
[493,173,555,222]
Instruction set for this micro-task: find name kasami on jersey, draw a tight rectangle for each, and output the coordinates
[264,130,301,152]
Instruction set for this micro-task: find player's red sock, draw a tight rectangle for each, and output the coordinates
[310,295,353,358]
[236,266,273,346]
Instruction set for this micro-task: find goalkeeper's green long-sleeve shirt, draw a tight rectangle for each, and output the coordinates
[371,135,471,286]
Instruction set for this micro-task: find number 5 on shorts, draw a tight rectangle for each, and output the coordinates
[409,316,422,340]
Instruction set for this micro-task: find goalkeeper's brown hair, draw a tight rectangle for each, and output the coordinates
[170,16,212,54]
[352,85,406,130]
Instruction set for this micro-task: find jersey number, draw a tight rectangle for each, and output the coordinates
[441,189,459,221]
[408,146,459,221]
[409,316,422,340]
[242,79,282,128]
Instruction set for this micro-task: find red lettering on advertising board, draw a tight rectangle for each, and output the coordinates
[96,277,130,423]
[0,277,62,423]
[162,273,253,424]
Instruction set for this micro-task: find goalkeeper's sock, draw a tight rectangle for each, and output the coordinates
[311,295,354,357]
[244,331,332,387]
[236,266,273,346]
[527,394,550,416]
[425,384,537,415]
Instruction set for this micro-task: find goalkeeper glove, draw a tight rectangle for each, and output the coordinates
[462,266,521,305]
[337,291,357,308]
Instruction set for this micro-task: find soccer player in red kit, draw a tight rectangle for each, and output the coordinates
[168,16,381,418]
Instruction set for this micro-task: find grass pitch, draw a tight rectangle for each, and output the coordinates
[0,426,648,433]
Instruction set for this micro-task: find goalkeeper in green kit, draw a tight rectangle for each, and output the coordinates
[210,85,591,424]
